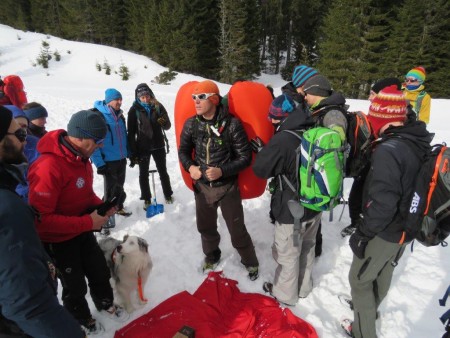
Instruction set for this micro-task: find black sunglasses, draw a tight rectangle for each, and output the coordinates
[6,128,27,143]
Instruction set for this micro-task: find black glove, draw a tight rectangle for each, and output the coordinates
[250,137,265,153]
[349,229,372,259]
[157,116,166,127]
[97,165,108,175]
[129,156,140,168]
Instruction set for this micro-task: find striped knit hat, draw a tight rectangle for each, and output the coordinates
[367,85,407,137]
[406,66,426,83]
[292,65,318,88]
[268,94,295,120]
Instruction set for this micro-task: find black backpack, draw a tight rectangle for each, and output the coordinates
[406,144,450,246]
[344,110,373,177]
[313,105,373,178]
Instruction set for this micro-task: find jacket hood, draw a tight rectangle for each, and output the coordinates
[382,120,433,159]
[36,129,82,161]
[135,83,155,101]
[281,82,305,104]
[277,108,314,132]
[313,91,346,111]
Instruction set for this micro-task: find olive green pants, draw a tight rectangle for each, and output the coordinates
[349,236,406,338]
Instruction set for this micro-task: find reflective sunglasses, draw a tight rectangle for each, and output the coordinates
[77,127,105,144]
[192,93,216,101]
[6,128,27,143]
[405,78,419,83]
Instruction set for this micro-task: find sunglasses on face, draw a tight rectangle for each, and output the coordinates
[7,128,27,143]
[405,78,419,83]
[191,93,216,101]
[77,127,105,145]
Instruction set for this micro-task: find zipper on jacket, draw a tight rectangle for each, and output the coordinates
[206,124,211,165]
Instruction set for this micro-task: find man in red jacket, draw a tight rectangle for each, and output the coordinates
[28,110,128,335]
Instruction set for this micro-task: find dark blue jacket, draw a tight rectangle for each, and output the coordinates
[0,163,84,338]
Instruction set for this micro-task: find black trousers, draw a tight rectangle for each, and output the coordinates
[43,232,113,324]
[103,159,127,209]
[138,148,173,200]
[194,181,258,267]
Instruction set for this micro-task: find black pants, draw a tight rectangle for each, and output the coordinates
[103,159,127,209]
[348,165,369,224]
[43,232,113,324]
[194,181,258,267]
[138,148,172,200]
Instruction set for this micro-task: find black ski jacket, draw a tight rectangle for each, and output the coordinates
[253,109,318,224]
[360,121,433,243]
[178,104,251,187]
[127,84,171,157]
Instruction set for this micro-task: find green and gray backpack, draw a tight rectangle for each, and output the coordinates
[283,127,345,215]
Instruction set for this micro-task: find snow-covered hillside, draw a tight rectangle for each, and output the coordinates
[1,24,449,337]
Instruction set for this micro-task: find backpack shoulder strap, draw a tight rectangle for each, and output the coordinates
[415,90,427,117]
[281,130,304,193]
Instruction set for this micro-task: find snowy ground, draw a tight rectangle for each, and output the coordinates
[1,24,449,337]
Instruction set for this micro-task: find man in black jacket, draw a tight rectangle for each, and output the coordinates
[178,80,259,280]
[343,86,433,338]
[0,106,84,338]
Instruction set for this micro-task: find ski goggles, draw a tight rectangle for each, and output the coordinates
[77,127,105,144]
[191,93,216,101]
[6,128,27,143]
[137,87,152,98]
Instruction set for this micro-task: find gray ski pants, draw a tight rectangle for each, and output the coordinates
[271,213,322,305]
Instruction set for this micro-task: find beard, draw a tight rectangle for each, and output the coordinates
[2,137,27,165]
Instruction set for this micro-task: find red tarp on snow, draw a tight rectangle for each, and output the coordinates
[115,271,318,338]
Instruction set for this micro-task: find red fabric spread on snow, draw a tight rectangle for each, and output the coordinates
[115,272,318,338]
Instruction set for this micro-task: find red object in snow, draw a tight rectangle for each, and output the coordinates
[114,272,318,338]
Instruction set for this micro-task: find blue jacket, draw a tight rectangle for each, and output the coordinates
[0,163,84,338]
[91,100,129,168]
[15,134,40,201]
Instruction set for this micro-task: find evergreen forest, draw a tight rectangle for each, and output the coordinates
[1,0,449,98]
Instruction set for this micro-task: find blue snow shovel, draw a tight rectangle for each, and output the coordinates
[146,170,164,218]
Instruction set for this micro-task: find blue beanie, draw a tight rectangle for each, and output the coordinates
[4,105,28,121]
[292,65,318,88]
[268,94,295,120]
[105,88,122,103]
[24,105,48,121]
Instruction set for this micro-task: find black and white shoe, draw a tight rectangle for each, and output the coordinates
[341,224,356,238]
[80,317,104,335]
[338,295,354,310]
[246,266,259,281]
[340,318,353,337]
[116,208,132,217]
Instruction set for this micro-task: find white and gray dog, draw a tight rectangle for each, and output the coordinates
[98,235,152,313]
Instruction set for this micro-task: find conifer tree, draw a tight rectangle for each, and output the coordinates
[317,0,365,97]
[219,0,261,83]
[387,0,450,97]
